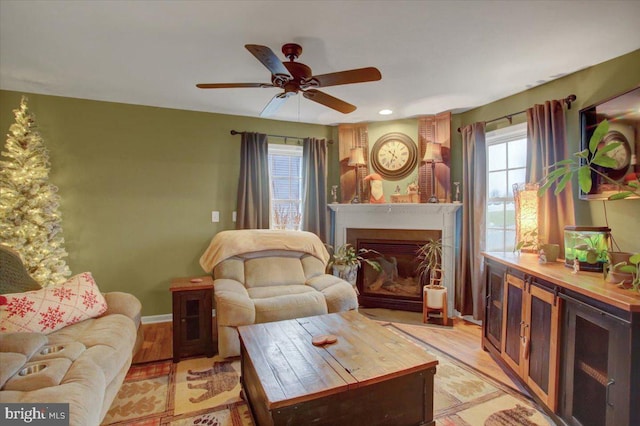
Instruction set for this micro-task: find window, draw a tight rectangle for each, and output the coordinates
[268,144,303,230]
[485,123,527,252]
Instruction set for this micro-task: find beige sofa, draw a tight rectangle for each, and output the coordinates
[0,245,143,426]
[200,230,358,358]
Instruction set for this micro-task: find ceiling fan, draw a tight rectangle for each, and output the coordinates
[196,43,382,117]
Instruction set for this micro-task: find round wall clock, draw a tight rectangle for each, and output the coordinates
[600,130,631,182]
[370,132,418,180]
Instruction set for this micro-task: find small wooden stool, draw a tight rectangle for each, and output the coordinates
[422,285,448,326]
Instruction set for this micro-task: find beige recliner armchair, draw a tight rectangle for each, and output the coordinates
[200,230,358,358]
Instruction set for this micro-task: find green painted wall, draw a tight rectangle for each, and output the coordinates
[367,119,420,199]
[0,92,333,316]
[455,49,640,253]
[2,49,638,317]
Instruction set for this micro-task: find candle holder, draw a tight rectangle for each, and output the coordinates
[453,182,461,203]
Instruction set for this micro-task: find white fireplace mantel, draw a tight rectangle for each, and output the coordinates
[328,203,462,317]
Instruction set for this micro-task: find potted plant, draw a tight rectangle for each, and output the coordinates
[416,238,444,286]
[538,119,640,200]
[327,243,381,290]
[539,119,639,291]
[514,229,561,263]
[416,238,449,322]
[607,252,640,292]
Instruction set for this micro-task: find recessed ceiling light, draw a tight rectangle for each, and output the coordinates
[379,109,393,115]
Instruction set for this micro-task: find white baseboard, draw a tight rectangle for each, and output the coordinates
[141,314,171,324]
[141,309,216,325]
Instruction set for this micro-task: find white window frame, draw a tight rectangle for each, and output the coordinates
[485,122,528,252]
[268,143,304,230]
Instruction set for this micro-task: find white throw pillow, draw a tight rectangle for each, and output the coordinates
[0,272,107,334]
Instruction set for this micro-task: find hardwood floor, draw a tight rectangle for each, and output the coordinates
[131,312,525,394]
[132,321,173,364]
[390,318,527,393]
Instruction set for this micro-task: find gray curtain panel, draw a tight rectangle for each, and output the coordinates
[302,137,328,241]
[526,100,575,258]
[459,122,486,320]
[236,132,270,229]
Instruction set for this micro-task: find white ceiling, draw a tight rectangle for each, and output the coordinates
[1,1,639,126]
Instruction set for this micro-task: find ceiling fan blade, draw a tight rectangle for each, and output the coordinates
[310,67,381,88]
[260,93,292,117]
[303,89,356,114]
[196,83,273,89]
[245,44,291,77]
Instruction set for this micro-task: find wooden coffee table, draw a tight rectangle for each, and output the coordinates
[237,310,438,426]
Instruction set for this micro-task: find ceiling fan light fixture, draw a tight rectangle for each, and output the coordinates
[379,109,393,115]
[197,43,381,116]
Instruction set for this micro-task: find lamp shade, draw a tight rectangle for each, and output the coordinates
[513,182,540,252]
[423,143,443,163]
[348,147,366,166]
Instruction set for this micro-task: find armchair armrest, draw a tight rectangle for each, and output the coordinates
[307,274,358,313]
[102,292,142,328]
[213,279,255,327]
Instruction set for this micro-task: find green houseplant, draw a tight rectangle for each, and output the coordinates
[514,229,561,262]
[538,119,639,291]
[416,238,444,287]
[327,243,381,289]
[416,238,449,319]
[538,119,640,200]
[608,252,640,292]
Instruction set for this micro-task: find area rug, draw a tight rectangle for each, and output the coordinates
[104,324,553,426]
[102,356,252,426]
[383,323,554,425]
[360,307,453,327]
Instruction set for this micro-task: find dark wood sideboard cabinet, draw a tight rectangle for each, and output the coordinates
[482,253,640,426]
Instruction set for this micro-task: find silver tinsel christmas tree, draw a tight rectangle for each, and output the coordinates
[0,96,71,286]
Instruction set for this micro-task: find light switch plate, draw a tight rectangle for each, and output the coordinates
[211,211,220,222]
[232,211,237,222]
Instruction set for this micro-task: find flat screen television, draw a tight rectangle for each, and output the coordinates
[579,86,640,200]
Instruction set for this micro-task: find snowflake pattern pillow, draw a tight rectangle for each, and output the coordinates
[0,272,108,334]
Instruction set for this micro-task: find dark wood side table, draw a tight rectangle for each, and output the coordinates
[170,276,215,363]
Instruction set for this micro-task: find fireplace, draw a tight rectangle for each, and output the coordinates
[329,203,461,316]
[348,228,442,311]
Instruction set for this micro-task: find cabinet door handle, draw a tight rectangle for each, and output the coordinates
[606,379,615,407]
[522,335,529,360]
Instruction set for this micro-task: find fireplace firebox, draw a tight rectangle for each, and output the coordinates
[347,228,442,312]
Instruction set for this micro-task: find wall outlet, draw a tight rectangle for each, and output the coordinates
[211,211,220,223]
[232,211,236,222]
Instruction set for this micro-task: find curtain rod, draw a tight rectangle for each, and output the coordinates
[456,94,576,133]
[230,130,333,144]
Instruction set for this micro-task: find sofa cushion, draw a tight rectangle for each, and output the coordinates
[301,254,328,279]
[250,286,328,323]
[0,272,107,334]
[0,352,26,388]
[46,314,136,386]
[3,357,72,392]
[0,332,47,357]
[247,284,318,299]
[0,355,107,426]
[245,257,307,288]
[30,341,86,363]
